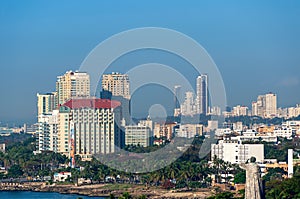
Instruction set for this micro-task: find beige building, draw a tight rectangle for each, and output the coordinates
[56,71,90,106]
[232,105,248,116]
[37,92,57,115]
[265,93,277,118]
[177,124,203,138]
[102,72,130,99]
[252,93,277,118]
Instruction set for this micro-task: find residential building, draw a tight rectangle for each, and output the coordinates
[56,71,90,106]
[102,72,130,99]
[177,124,203,138]
[196,74,208,115]
[211,139,264,164]
[37,92,57,115]
[181,91,195,116]
[125,125,153,147]
[252,93,277,118]
[232,105,248,116]
[265,93,277,118]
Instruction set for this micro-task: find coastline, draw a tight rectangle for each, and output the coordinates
[0,182,213,198]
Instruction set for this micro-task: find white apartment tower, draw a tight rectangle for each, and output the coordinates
[56,71,90,106]
[37,92,57,115]
[181,91,195,116]
[196,74,208,115]
[265,93,277,118]
[102,72,130,99]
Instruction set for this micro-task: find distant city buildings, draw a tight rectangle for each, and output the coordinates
[252,93,277,118]
[180,91,195,116]
[28,69,300,170]
[177,124,203,138]
[176,74,209,116]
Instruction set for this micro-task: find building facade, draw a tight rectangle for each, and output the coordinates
[252,93,277,118]
[125,125,152,147]
[196,74,208,115]
[102,72,130,99]
[56,71,90,106]
[61,98,123,157]
[211,139,264,164]
[37,92,57,115]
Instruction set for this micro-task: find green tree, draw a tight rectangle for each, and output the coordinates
[233,170,246,184]
[8,164,23,178]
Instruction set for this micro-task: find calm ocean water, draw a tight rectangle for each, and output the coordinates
[0,191,106,199]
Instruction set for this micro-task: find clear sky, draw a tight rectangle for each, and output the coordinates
[0,0,300,124]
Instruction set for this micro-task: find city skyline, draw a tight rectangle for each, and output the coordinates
[1,1,300,123]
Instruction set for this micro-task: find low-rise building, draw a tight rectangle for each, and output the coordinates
[211,139,264,164]
[53,172,72,182]
[125,125,152,147]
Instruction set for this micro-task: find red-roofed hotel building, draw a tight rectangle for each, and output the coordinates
[57,98,124,159]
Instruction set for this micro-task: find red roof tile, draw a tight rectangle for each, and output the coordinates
[62,98,121,109]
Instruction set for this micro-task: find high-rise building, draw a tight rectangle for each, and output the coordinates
[36,110,59,153]
[60,98,123,158]
[181,91,195,116]
[173,85,182,117]
[252,101,258,116]
[232,105,248,116]
[102,72,130,99]
[174,85,182,109]
[36,114,51,153]
[252,93,277,118]
[56,71,90,106]
[265,93,277,118]
[196,74,208,115]
[37,92,57,115]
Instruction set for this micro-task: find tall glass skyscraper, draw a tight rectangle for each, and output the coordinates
[196,74,208,115]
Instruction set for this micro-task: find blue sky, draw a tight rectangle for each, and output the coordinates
[0,0,300,124]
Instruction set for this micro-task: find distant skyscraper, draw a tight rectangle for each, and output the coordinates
[252,101,258,116]
[37,92,57,115]
[252,93,277,118]
[265,93,277,118]
[196,74,208,115]
[56,71,90,106]
[181,91,195,116]
[102,72,130,99]
[174,85,182,109]
[174,85,182,116]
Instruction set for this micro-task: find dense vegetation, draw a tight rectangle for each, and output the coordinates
[0,137,68,179]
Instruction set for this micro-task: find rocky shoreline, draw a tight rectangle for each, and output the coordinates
[0,182,213,198]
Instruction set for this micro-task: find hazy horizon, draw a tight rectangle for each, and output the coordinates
[1,1,300,124]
